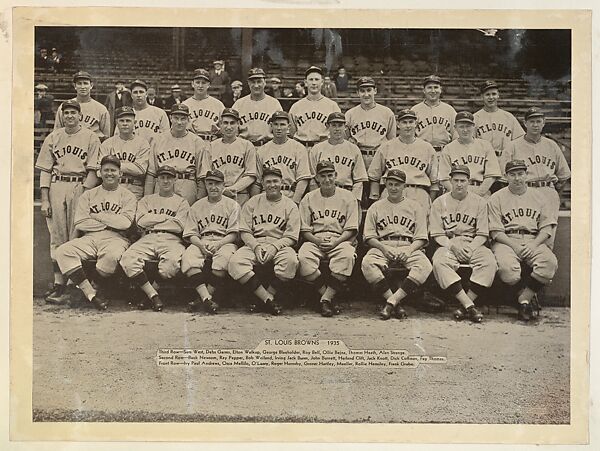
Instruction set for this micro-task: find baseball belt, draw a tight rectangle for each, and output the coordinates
[119,176,144,186]
[280,184,297,191]
[336,184,353,191]
[507,230,537,237]
[359,147,379,156]
[252,138,272,147]
[52,174,84,182]
[379,235,413,243]
[404,184,428,190]
[527,181,554,188]
[200,232,226,238]
[176,173,195,180]
[433,146,443,152]
[469,180,482,186]
[196,133,216,141]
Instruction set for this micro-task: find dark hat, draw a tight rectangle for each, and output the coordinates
[193,68,211,81]
[170,103,190,115]
[455,111,475,124]
[270,111,290,123]
[262,166,283,178]
[72,71,92,83]
[115,106,135,118]
[316,160,336,174]
[248,68,266,79]
[100,154,121,168]
[397,108,417,121]
[61,99,81,112]
[480,80,499,94]
[205,169,225,182]
[384,168,406,183]
[130,79,148,91]
[423,75,442,87]
[221,108,240,121]
[156,165,176,177]
[449,164,471,178]
[524,107,544,120]
[326,112,346,124]
[357,76,376,89]
[505,159,528,173]
[305,66,323,77]
[170,84,181,91]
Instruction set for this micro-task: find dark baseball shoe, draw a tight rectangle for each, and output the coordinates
[90,296,108,311]
[453,307,467,321]
[380,303,394,320]
[248,302,259,313]
[203,298,219,314]
[150,295,163,312]
[332,302,342,315]
[466,306,483,323]
[393,305,408,319]
[265,298,283,316]
[518,302,533,322]
[45,284,67,305]
[321,300,334,317]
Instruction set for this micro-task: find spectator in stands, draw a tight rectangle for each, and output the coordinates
[35,48,51,69]
[321,76,337,98]
[222,80,243,108]
[266,77,283,98]
[209,59,231,100]
[164,84,183,112]
[146,87,165,110]
[293,82,306,98]
[50,48,63,73]
[280,88,295,112]
[34,83,55,129]
[104,80,133,136]
[334,66,351,92]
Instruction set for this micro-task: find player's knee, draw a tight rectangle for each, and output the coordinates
[227,257,248,281]
[497,264,521,285]
[158,260,180,279]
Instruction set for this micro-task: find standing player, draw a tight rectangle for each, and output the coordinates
[309,112,368,203]
[233,68,282,147]
[183,68,225,142]
[35,100,101,303]
[368,108,438,208]
[429,165,497,323]
[53,155,137,310]
[182,169,240,314]
[228,167,300,316]
[345,76,396,170]
[93,106,150,201]
[254,111,311,204]
[438,111,501,197]
[202,108,257,206]
[361,169,431,320]
[289,66,341,150]
[488,160,558,322]
[297,161,359,317]
[54,71,110,140]
[144,103,207,205]
[120,166,189,311]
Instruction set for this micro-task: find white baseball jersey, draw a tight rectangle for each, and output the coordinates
[183,96,225,136]
[74,185,137,233]
[232,95,282,142]
[412,101,457,147]
[474,108,525,156]
[429,192,489,239]
[488,187,558,234]
[202,138,257,188]
[309,140,368,187]
[439,139,501,183]
[289,96,341,142]
[93,134,151,177]
[184,196,240,239]
[256,139,312,189]
[363,197,428,242]
[345,103,396,148]
[114,105,169,146]
[136,193,190,234]
[503,136,571,183]
[299,188,359,235]
[240,193,300,241]
[54,98,110,138]
[148,131,206,177]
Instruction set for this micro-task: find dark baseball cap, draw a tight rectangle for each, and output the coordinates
[170,103,190,116]
[61,99,81,113]
[305,66,323,77]
[326,112,346,124]
[72,71,92,83]
[115,106,136,118]
[384,168,406,183]
[248,68,266,79]
[480,80,499,94]
[193,68,210,81]
[262,166,283,178]
[157,165,176,177]
[455,111,475,124]
[449,164,471,178]
[505,159,528,173]
[100,154,121,168]
[316,160,336,174]
[423,75,442,87]
[270,111,290,123]
[221,108,240,121]
[397,108,417,121]
[130,79,148,91]
[205,169,225,182]
[357,76,376,89]
[524,107,544,120]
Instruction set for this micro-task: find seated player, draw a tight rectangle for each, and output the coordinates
[361,168,431,320]
[228,167,300,315]
[119,165,190,312]
[429,165,497,323]
[181,169,240,313]
[54,155,137,310]
[488,160,559,322]
[297,161,359,317]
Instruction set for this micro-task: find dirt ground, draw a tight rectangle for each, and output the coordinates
[32,295,570,424]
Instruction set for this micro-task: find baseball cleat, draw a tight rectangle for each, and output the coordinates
[203,298,219,314]
[466,306,483,323]
[518,303,533,322]
[380,303,394,320]
[45,284,68,305]
[453,307,467,321]
[90,296,108,311]
[187,299,201,312]
[150,295,164,312]
[393,305,408,319]
[265,299,282,316]
[248,303,259,313]
[320,300,334,317]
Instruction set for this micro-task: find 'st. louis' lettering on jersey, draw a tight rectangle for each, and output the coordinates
[35,127,101,177]
[54,98,110,139]
[136,193,190,234]
[345,103,396,149]
[438,139,501,183]
[115,105,169,146]
[74,185,137,232]
[429,192,489,239]
[363,197,428,242]
[184,196,240,239]
[473,108,525,156]
[309,140,368,189]
[256,139,311,191]
[299,188,359,236]
[503,136,571,184]
[147,131,206,177]
[412,101,457,148]
[289,97,341,142]
[488,187,557,235]
[240,193,300,241]
[203,137,257,188]
[93,134,151,177]
[183,96,225,136]
[233,95,282,142]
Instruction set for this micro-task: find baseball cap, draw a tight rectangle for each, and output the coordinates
[248,68,266,79]
[72,71,92,83]
[262,166,283,178]
[170,103,190,116]
[231,80,243,88]
[505,159,528,174]
[357,77,376,89]
[449,164,471,178]
[524,107,544,120]
[316,160,336,174]
[213,60,224,65]
[384,168,406,183]
[480,80,499,94]
[270,77,282,84]
[171,84,181,91]
[397,108,417,121]
[221,108,240,121]
[130,79,148,91]
[205,169,225,182]
[61,99,81,113]
[193,68,211,81]
[305,66,323,77]
[455,111,475,124]
[326,112,346,124]
[157,165,176,177]
[100,154,121,168]
[270,111,290,123]
[423,75,442,87]
[115,106,136,118]
[35,83,48,90]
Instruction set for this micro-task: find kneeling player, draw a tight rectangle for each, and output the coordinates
[181,169,240,313]
[120,165,190,311]
[488,160,558,322]
[361,169,431,320]
[429,165,497,322]
[228,167,300,315]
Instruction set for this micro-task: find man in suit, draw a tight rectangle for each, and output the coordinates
[222,80,244,108]
[163,84,183,112]
[146,87,165,110]
[209,60,231,100]
[104,80,132,136]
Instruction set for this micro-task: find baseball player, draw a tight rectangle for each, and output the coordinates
[429,165,497,323]
[503,107,571,248]
[438,111,501,197]
[182,169,240,314]
[309,112,368,203]
[201,108,257,206]
[144,103,208,205]
[232,68,282,147]
[488,160,558,322]
[183,68,225,142]
[35,99,101,303]
[228,167,300,316]
[289,66,341,150]
[344,76,396,170]
[298,161,359,317]
[368,108,438,208]
[53,155,137,310]
[93,106,150,201]
[361,169,431,320]
[54,71,110,140]
[254,111,311,203]
[119,165,189,311]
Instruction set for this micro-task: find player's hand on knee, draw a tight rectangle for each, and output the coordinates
[41,200,52,218]
[382,247,395,262]
[255,245,267,264]
[198,241,211,255]
[396,250,409,264]
[521,242,537,259]
[262,245,277,263]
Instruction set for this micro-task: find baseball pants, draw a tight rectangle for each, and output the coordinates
[181,240,238,274]
[432,242,497,289]
[298,240,356,278]
[492,238,558,285]
[55,229,130,276]
[228,239,299,281]
[120,233,185,279]
[361,244,432,285]
[46,181,84,260]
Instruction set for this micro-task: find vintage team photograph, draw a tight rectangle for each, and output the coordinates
[20,11,585,439]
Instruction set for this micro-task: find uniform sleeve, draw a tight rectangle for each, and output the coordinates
[99,106,110,138]
[173,198,191,232]
[239,199,254,234]
[362,204,379,241]
[413,203,429,242]
[511,115,525,141]
[159,109,170,133]
[35,132,56,173]
[308,146,319,176]
[448,106,458,140]
[295,145,312,181]
[483,141,501,178]
[226,201,241,234]
[386,110,397,140]
[487,194,505,233]
[147,139,159,176]
[426,145,439,184]
[199,142,213,178]
[134,138,151,174]
[244,142,257,177]
[121,190,138,223]
[283,202,301,241]
[552,141,571,181]
[255,151,264,184]
[438,149,452,181]
[475,197,489,237]
[367,147,385,181]
[502,141,516,175]
[86,133,101,171]
[351,144,369,182]
[274,98,283,111]
[343,193,359,231]
[135,197,149,225]
[538,192,559,230]
[333,101,341,114]
[53,105,64,130]
[428,198,445,237]
[74,191,106,232]
[183,206,200,239]
[93,140,110,171]
[195,138,208,178]
[299,196,313,232]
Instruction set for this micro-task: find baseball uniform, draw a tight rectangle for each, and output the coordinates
[345,103,396,168]
[412,101,457,149]
[114,105,169,146]
[474,108,525,161]
[232,95,282,144]
[54,98,110,139]
[289,96,341,145]
[430,191,497,289]
[256,139,312,198]
[183,96,225,141]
